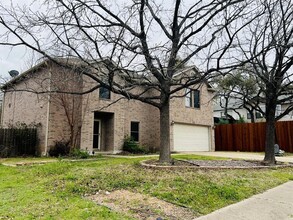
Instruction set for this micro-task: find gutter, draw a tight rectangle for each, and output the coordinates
[44,70,52,156]
[0,92,5,125]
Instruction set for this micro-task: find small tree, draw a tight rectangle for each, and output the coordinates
[49,65,84,150]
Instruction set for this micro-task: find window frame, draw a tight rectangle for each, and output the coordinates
[193,89,200,108]
[275,104,281,117]
[247,112,251,119]
[185,88,200,109]
[185,88,192,107]
[99,87,111,100]
[255,111,263,119]
[130,121,139,142]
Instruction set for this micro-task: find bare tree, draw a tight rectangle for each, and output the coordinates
[49,66,83,150]
[236,0,293,165]
[0,0,255,162]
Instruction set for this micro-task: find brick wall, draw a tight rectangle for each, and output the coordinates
[2,64,84,155]
[170,83,215,151]
[80,76,160,152]
[2,70,50,154]
[2,63,215,154]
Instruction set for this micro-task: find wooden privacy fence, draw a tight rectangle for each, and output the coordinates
[0,128,38,157]
[215,121,293,153]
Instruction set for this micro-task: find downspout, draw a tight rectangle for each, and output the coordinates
[44,71,51,156]
[12,91,16,123]
[1,92,5,126]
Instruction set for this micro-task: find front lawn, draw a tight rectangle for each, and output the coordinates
[1,155,293,219]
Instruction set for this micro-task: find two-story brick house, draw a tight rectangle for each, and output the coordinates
[1,59,215,155]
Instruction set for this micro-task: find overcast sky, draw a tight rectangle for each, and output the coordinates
[0,0,233,80]
[0,0,262,80]
[0,1,163,78]
[0,0,27,79]
[0,45,29,78]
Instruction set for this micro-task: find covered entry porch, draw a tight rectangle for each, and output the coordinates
[93,111,114,152]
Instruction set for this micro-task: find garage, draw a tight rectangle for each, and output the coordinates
[173,123,210,151]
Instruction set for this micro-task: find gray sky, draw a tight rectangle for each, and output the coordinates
[1,0,23,79]
[0,45,29,78]
[0,0,40,79]
[0,0,257,79]
[0,0,222,79]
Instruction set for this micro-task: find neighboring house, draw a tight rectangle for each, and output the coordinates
[214,95,293,123]
[213,95,249,122]
[1,59,215,155]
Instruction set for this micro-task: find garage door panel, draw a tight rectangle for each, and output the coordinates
[174,124,209,151]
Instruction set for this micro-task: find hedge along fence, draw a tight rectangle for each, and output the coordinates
[0,128,38,157]
[215,121,293,153]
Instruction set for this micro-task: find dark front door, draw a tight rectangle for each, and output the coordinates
[93,119,101,150]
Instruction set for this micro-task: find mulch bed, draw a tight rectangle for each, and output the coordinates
[141,159,293,169]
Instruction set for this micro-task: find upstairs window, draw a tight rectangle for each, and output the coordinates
[255,111,263,119]
[275,105,281,117]
[247,112,251,119]
[99,87,111,99]
[130,121,139,142]
[185,88,200,108]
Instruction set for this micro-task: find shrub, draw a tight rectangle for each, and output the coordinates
[48,140,70,157]
[217,118,229,125]
[0,145,12,157]
[236,116,246,124]
[123,136,147,154]
[70,149,90,159]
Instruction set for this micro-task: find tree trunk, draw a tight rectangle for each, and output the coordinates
[263,100,276,165]
[159,100,171,163]
[263,119,276,165]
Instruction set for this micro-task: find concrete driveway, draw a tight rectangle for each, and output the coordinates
[179,151,293,163]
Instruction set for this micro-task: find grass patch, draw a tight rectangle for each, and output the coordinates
[0,156,293,219]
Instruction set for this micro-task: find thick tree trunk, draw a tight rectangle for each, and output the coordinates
[263,119,276,165]
[159,100,171,163]
[263,98,276,165]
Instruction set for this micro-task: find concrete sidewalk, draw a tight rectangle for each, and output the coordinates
[195,181,293,220]
[187,151,293,163]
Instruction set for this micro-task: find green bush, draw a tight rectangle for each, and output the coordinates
[236,116,246,124]
[0,145,11,157]
[123,136,147,154]
[69,149,90,159]
[218,118,229,124]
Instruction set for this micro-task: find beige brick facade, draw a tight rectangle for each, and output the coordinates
[79,76,160,152]
[1,61,215,154]
[170,83,215,151]
[2,69,50,154]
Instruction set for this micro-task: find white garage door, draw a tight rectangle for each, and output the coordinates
[173,124,210,151]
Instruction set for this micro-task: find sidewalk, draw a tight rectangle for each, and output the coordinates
[195,181,293,220]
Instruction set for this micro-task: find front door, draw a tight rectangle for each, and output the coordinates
[93,119,101,150]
